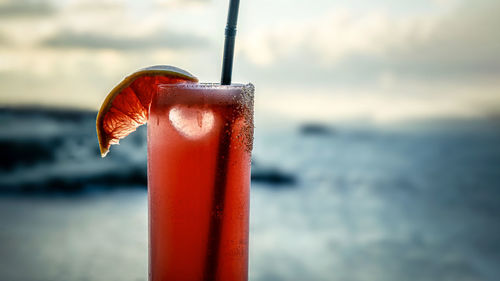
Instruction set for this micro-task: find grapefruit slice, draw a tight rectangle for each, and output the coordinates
[96,65,198,157]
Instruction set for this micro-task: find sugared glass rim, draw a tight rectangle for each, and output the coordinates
[158,83,252,90]
[155,82,254,106]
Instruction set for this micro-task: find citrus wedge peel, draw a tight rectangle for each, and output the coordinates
[96,65,198,157]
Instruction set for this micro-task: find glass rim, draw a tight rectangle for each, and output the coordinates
[158,82,252,90]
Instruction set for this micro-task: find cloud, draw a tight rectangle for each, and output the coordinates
[67,0,126,12]
[375,0,500,81]
[0,0,56,17]
[42,30,210,50]
[238,0,500,82]
[0,32,7,46]
[228,0,500,122]
[153,0,211,8]
[0,0,499,123]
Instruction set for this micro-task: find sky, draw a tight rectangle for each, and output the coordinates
[0,0,499,124]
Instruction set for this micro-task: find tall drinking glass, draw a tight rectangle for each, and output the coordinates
[147,83,254,281]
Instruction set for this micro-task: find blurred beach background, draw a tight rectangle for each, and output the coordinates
[1,0,500,280]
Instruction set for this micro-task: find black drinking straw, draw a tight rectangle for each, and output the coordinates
[204,0,241,280]
[221,0,240,85]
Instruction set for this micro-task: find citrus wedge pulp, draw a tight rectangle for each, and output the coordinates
[96,65,198,157]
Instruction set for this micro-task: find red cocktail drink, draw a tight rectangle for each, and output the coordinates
[147,83,254,281]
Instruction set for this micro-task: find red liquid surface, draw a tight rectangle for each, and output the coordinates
[147,85,253,281]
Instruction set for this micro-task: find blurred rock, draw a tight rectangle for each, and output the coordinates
[251,161,296,186]
[299,123,335,136]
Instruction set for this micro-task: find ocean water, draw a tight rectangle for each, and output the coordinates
[249,124,500,281]
[1,108,500,280]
